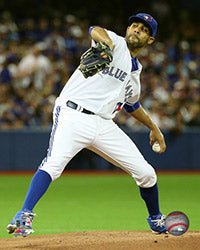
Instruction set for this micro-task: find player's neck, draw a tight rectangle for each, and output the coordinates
[129,47,143,58]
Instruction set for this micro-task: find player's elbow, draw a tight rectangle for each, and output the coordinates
[89,26,104,38]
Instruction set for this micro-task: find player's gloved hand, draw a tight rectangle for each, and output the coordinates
[79,42,113,78]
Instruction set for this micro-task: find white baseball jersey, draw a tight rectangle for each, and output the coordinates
[40,27,157,189]
[56,29,142,119]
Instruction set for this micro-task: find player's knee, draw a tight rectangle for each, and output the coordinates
[39,166,63,181]
[133,167,157,188]
[39,158,67,181]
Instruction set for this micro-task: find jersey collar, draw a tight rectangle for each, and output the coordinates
[130,54,139,72]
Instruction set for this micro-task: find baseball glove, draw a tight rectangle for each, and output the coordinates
[79,42,113,78]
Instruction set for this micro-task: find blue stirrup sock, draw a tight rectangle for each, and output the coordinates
[139,183,160,217]
[22,170,160,216]
[22,169,52,212]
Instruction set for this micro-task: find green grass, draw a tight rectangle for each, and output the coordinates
[0,173,200,238]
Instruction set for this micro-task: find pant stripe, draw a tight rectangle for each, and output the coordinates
[40,106,61,167]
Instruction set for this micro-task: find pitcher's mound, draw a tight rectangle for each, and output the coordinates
[2,230,200,250]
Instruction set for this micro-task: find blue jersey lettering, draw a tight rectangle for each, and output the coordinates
[102,67,128,82]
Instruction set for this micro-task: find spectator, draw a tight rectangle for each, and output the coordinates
[0,10,199,131]
[17,43,52,89]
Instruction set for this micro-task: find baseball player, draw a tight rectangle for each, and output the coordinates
[7,13,167,237]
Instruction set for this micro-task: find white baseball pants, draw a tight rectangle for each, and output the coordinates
[39,105,157,188]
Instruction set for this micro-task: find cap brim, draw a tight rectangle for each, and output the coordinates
[128,16,153,36]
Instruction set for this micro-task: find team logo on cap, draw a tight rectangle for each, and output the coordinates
[142,15,152,21]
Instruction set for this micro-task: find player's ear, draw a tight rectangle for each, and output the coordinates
[126,26,130,33]
[147,36,155,45]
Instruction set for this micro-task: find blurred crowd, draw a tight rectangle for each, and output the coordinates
[0,10,199,132]
[116,40,200,133]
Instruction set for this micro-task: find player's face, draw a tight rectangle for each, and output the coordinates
[125,22,154,51]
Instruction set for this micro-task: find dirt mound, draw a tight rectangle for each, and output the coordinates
[1,231,200,250]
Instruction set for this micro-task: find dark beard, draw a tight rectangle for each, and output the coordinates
[125,35,147,51]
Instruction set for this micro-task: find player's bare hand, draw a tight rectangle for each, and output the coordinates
[149,126,166,154]
[100,52,109,59]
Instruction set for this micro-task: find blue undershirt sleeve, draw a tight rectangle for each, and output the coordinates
[123,101,141,113]
[89,25,104,37]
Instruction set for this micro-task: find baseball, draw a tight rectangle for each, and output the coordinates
[165,211,189,236]
[152,142,161,152]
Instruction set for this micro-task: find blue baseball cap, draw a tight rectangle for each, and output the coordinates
[128,13,158,37]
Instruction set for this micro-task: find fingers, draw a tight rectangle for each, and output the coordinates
[157,134,166,153]
[150,130,166,154]
[155,139,166,154]
[100,52,108,58]
[150,138,154,146]
[158,141,166,154]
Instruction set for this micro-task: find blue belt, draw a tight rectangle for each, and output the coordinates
[66,101,95,115]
